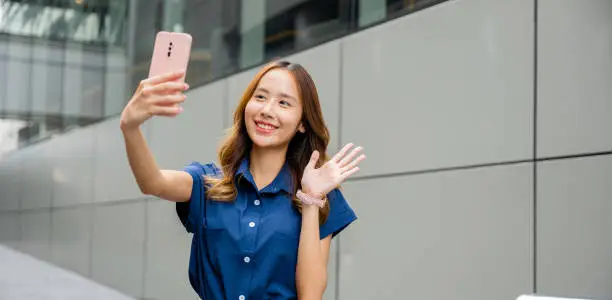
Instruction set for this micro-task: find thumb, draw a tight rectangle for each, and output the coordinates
[306,150,319,170]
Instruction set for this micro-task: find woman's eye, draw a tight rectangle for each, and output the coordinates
[254,95,265,101]
[279,100,290,107]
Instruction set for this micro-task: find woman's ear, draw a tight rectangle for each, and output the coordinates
[298,123,306,133]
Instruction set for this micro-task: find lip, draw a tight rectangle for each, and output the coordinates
[254,120,278,134]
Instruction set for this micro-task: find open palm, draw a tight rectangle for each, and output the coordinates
[301,143,366,198]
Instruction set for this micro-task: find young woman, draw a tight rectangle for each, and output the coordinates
[120,60,365,300]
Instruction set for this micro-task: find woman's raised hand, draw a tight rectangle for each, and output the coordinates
[120,70,189,130]
[301,143,366,198]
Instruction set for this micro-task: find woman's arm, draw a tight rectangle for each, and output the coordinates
[296,205,332,299]
[120,70,193,202]
[296,143,366,299]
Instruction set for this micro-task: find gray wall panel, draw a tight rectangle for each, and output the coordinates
[51,206,92,277]
[20,142,53,210]
[49,126,95,207]
[92,201,145,298]
[20,210,52,261]
[0,212,20,249]
[537,154,612,299]
[143,200,196,300]
[339,163,533,300]
[0,154,21,211]
[537,0,612,157]
[341,0,533,176]
[93,117,148,203]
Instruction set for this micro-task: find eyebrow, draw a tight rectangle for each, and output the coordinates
[279,93,296,101]
[255,87,269,94]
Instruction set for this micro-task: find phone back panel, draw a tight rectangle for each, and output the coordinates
[148,31,192,82]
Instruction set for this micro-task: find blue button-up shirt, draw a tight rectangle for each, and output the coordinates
[176,158,357,300]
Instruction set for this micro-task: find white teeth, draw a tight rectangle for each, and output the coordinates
[256,122,275,130]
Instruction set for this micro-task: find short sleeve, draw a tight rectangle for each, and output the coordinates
[319,188,357,239]
[176,162,220,234]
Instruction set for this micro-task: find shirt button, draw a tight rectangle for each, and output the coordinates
[254,199,260,206]
[244,256,250,263]
[248,222,255,228]
[239,295,245,300]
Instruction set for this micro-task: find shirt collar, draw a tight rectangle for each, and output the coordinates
[235,157,294,194]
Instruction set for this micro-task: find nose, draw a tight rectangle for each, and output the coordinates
[259,98,275,118]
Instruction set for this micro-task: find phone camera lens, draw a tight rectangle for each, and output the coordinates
[169,42,173,46]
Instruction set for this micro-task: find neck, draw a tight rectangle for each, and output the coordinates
[249,145,288,190]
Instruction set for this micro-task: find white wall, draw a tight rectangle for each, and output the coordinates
[1,0,611,299]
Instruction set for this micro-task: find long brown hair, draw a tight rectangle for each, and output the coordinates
[205,60,331,223]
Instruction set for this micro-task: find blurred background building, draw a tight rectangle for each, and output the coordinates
[0,0,611,299]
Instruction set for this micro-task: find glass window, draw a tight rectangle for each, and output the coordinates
[182,0,241,85]
[239,0,265,69]
[265,0,352,58]
[240,0,353,68]
[130,0,242,88]
[358,0,447,28]
[0,0,128,46]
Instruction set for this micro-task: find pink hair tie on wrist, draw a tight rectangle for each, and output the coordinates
[296,190,326,208]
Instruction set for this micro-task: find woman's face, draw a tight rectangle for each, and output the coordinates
[244,69,305,150]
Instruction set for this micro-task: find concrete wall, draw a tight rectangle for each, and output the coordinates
[1,0,611,299]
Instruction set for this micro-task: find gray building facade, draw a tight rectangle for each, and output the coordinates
[0,0,611,299]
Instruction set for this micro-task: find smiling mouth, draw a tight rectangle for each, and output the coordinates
[255,121,278,131]
[255,121,278,134]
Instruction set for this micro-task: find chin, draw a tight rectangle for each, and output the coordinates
[247,129,276,149]
[251,137,283,149]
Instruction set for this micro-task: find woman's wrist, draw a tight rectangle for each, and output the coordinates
[297,189,326,208]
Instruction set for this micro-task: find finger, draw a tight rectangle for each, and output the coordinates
[341,167,360,179]
[306,150,319,170]
[338,146,363,167]
[150,93,187,106]
[341,154,366,173]
[142,81,188,96]
[150,105,183,117]
[332,143,354,163]
[141,70,185,86]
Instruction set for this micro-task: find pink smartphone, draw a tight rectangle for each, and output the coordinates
[148,31,192,83]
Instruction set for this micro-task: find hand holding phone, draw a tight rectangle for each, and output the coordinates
[119,32,193,129]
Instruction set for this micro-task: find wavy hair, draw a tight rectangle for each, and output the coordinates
[205,60,331,223]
